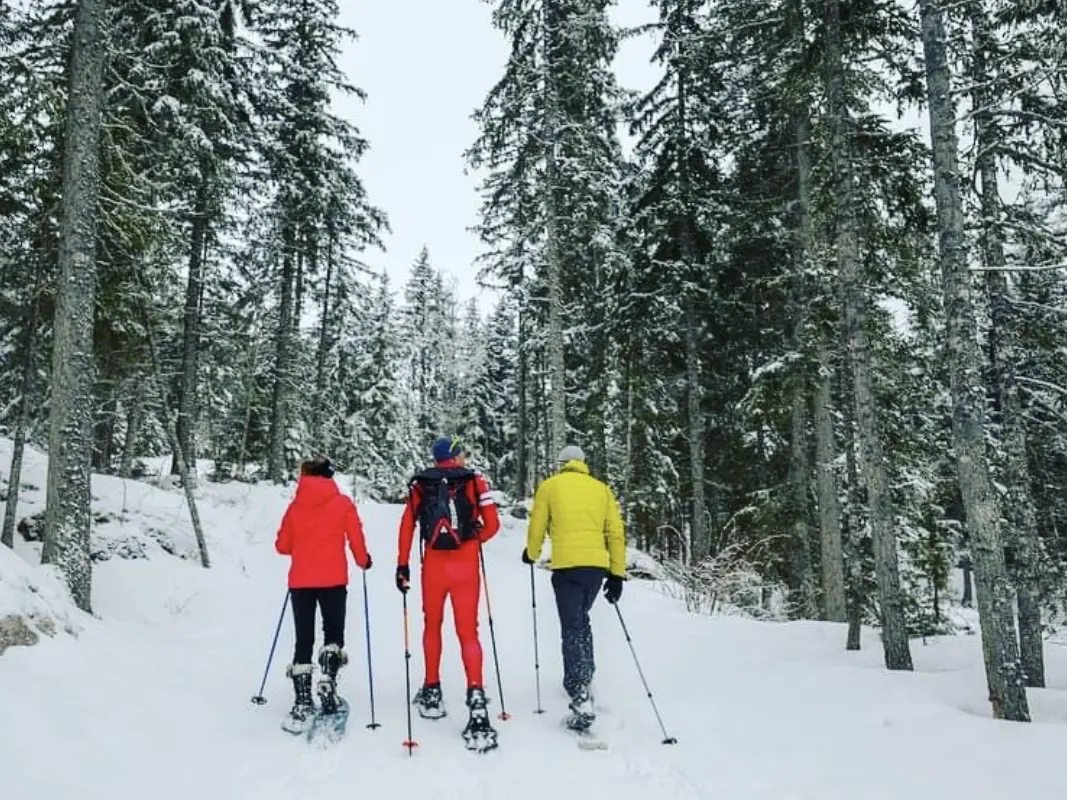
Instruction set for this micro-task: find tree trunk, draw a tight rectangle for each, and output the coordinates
[815,339,847,622]
[844,404,864,651]
[172,188,208,484]
[2,277,42,549]
[314,231,335,449]
[785,0,815,620]
[92,387,118,472]
[919,0,1029,721]
[960,555,974,607]
[139,297,211,569]
[969,4,1044,690]
[40,0,108,613]
[684,300,708,559]
[516,303,529,498]
[622,344,635,535]
[268,225,297,483]
[544,5,567,460]
[826,0,912,670]
[119,378,144,478]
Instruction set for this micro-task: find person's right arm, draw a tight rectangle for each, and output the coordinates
[525,480,550,561]
[604,486,626,578]
[397,483,421,567]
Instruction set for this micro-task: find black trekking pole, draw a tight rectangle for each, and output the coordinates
[401,591,418,754]
[362,570,380,729]
[613,604,677,744]
[251,590,290,705]
[479,544,510,720]
[529,563,544,714]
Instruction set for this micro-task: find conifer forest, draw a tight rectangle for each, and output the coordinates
[3,0,1067,724]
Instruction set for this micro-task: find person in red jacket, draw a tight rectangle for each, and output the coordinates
[395,436,500,751]
[275,456,372,734]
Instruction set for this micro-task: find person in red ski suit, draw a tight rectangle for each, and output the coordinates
[395,436,500,736]
[275,456,372,733]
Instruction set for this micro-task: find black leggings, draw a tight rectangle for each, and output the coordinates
[290,586,347,664]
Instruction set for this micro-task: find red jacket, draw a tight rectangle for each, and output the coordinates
[275,475,371,588]
[397,460,500,567]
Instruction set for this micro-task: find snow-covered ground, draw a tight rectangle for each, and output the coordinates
[2,439,1067,800]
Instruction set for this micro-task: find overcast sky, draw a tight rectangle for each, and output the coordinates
[334,0,659,312]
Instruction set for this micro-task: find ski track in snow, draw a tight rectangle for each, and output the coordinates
[2,446,1067,799]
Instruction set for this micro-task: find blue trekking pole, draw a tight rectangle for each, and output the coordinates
[362,570,380,729]
[251,591,290,705]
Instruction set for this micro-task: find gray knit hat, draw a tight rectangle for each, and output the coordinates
[558,444,585,463]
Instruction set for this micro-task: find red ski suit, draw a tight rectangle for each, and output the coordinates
[276,475,371,588]
[397,460,500,688]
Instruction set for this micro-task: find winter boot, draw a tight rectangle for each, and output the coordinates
[316,644,348,715]
[281,663,315,734]
[413,682,447,720]
[462,686,498,753]
[565,685,595,732]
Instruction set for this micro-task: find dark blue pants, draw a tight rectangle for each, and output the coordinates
[551,567,606,699]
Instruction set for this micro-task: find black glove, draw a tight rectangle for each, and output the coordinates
[395,564,410,593]
[521,548,535,565]
[362,554,373,570]
[603,574,623,604]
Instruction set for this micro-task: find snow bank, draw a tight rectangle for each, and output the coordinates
[0,546,82,656]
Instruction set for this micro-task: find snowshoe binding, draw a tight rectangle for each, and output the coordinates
[562,686,606,749]
[564,686,596,732]
[461,686,498,753]
[281,663,315,735]
[414,682,447,720]
[315,644,348,714]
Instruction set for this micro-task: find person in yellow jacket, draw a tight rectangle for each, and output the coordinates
[522,444,625,731]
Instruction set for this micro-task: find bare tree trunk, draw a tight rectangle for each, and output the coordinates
[516,303,529,498]
[544,5,567,460]
[138,298,211,569]
[684,300,708,559]
[844,405,864,650]
[622,345,635,534]
[919,0,1029,721]
[960,555,974,607]
[826,0,912,670]
[172,189,208,485]
[785,0,815,619]
[2,277,42,549]
[969,4,1044,690]
[40,0,108,612]
[815,339,847,622]
[314,231,335,449]
[268,225,297,483]
[119,378,144,478]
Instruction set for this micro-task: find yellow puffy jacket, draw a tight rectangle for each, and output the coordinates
[524,460,626,577]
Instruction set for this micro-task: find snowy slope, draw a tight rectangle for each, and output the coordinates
[2,442,1067,800]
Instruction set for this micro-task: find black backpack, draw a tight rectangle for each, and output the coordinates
[411,467,477,551]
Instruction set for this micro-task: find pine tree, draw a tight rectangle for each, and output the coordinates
[468,0,628,465]
[256,0,384,481]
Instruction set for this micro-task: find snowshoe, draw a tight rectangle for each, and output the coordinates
[413,682,447,720]
[307,697,350,747]
[461,686,498,753]
[281,663,315,735]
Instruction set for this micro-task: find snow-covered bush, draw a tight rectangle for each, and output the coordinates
[659,540,793,621]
